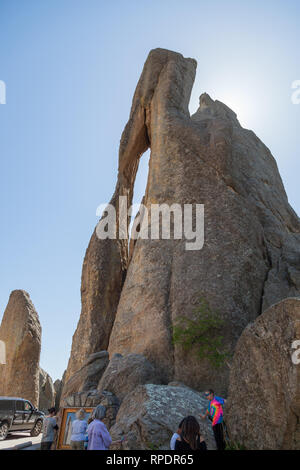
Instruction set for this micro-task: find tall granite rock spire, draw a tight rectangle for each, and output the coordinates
[0,290,41,406]
[64,48,300,394]
[39,367,56,412]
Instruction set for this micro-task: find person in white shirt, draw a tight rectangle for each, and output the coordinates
[170,419,184,450]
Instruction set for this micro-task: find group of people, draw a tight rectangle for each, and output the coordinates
[69,405,123,450]
[169,389,226,451]
[40,389,226,451]
[40,404,122,450]
[170,390,226,451]
[170,416,207,451]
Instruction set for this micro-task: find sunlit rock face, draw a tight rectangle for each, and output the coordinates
[98,353,160,403]
[65,48,300,395]
[63,351,109,398]
[0,290,41,406]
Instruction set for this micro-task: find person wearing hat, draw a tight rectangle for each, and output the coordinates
[40,407,58,450]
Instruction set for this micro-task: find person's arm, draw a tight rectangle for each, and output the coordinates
[174,438,181,451]
[110,439,123,446]
[110,435,126,445]
[200,409,209,419]
[216,396,226,405]
[170,434,178,450]
[199,440,207,451]
[101,425,112,448]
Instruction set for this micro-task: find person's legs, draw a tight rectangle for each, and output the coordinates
[71,440,85,450]
[213,423,226,450]
[70,440,77,450]
[40,441,53,450]
[77,440,85,450]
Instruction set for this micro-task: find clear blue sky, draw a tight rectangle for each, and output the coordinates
[0,0,299,381]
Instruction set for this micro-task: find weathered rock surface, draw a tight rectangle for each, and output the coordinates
[62,351,109,398]
[63,229,126,385]
[98,353,160,402]
[54,370,66,410]
[39,368,55,412]
[168,381,189,388]
[107,49,300,393]
[0,290,41,406]
[61,389,119,430]
[110,384,216,450]
[225,298,300,450]
[66,48,300,394]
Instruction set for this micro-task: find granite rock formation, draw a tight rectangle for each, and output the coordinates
[54,371,65,410]
[39,367,55,412]
[63,233,125,385]
[62,351,109,398]
[225,298,300,450]
[110,384,216,450]
[0,290,41,406]
[98,353,160,402]
[65,48,300,394]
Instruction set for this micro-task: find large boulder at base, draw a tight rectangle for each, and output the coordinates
[0,290,41,407]
[61,389,119,430]
[109,384,216,450]
[225,298,300,450]
[39,368,55,412]
[98,353,161,402]
[62,351,109,398]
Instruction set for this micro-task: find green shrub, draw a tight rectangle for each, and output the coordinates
[172,297,231,368]
[225,440,247,450]
[147,441,162,450]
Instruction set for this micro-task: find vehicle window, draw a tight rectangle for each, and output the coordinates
[16,400,24,411]
[24,401,32,411]
[0,400,14,410]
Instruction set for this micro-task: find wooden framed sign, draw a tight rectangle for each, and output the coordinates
[57,407,94,450]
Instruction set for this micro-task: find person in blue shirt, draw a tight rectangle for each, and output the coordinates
[70,408,88,450]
